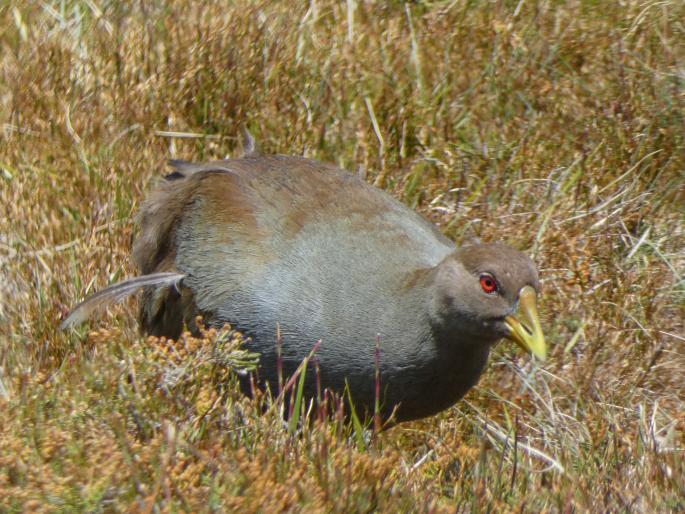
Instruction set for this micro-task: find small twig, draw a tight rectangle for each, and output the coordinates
[411,449,434,471]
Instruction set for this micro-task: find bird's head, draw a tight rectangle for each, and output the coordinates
[431,243,546,360]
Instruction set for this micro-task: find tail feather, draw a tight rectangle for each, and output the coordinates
[61,272,185,329]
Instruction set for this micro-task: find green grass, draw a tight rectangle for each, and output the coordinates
[1,0,684,511]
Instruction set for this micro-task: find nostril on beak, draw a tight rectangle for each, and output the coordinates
[521,322,533,336]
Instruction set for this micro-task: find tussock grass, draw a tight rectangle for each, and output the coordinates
[1,0,683,511]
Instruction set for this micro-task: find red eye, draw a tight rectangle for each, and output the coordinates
[480,274,498,294]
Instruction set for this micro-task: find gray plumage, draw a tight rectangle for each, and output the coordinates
[65,149,545,423]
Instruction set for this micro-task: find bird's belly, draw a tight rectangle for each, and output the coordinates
[221,312,490,423]
[181,221,473,422]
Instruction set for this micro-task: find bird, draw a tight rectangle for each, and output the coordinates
[63,133,546,423]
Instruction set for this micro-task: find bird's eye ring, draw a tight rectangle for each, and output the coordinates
[480,274,498,294]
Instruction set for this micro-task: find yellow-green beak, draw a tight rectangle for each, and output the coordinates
[504,285,546,361]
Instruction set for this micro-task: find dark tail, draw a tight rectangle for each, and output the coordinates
[61,272,185,329]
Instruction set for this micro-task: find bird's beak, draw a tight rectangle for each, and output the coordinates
[504,285,546,361]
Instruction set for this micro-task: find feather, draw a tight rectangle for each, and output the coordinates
[61,272,185,329]
[241,126,261,156]
[167,159,194,177]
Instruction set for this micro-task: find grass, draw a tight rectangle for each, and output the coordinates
[1,0,684,511]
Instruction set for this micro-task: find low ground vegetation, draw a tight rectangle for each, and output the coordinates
[1,1,683,511]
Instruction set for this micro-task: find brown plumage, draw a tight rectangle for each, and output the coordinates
[64,138,546,423]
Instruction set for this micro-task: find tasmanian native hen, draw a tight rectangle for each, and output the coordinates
[63,134,546,423]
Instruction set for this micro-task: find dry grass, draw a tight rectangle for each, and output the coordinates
[1,0,684,511]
